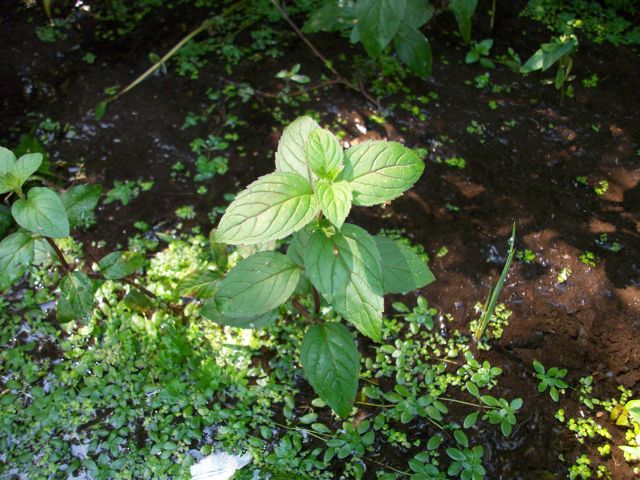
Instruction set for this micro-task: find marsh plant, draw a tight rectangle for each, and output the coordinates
[204,116,433,417]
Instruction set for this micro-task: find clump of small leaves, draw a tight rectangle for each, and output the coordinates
[534,360,568,402]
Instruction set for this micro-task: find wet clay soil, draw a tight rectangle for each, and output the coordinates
[1,1,639,478]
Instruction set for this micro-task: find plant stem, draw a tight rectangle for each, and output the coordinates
[490,0,497,30]
[46,238,73,273]
[292,298,313,321]
[439,397,486,409]
[270,0,380,109]
[108,0,246,104]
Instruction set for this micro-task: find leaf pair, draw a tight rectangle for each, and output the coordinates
[216,116,424,246]
[0,148,42,195]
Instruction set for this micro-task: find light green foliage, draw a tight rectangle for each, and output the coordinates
[215,172,319,245]
[0,149,42,194]
[534,360,568,402]
[275,116,321,182]
[446,445,485,479]
[300,323,359,418]
[12,187,70,238]
[521,35,577,93]
[466,38,494,68]
[316,179,352,229]
[339,140,424,206]
[307,128,344,179]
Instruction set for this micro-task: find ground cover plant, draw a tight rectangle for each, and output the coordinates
[1,0,639,478]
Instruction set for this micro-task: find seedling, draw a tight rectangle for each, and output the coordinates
[466,39,495,68]
[521,35,578,101]
[204,116,433,417]
[533,360,568,402]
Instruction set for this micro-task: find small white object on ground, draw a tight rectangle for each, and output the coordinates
[190,451,252,480]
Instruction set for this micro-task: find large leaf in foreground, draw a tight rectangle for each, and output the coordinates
[305,224,383,341]
[57,271,94,323]
[215,172,319,245]
[177,269,221,299]
[306,128,344,179]
[11,187,70,238]
[375,236,435,294]
[98,251,144,280]
[274,116,320,183]
[0,231,35,290]
[340,141,424,206]
[394,25,432,78]
[216,251,301,318]
[301,323,359,418]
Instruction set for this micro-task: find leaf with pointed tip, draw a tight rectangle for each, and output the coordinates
[305,223,383,341]
[0,231,35,291]
[215,172,319,245]
[177,269,221,298]
[316,179,352,229]
[301,322,360,418]
[394,25,432,78]
[0,151,43,194]
[216,251,301,318]
[57,272,95,323]
[11,187,70,238]
[356,0,407,57]
[201,297,278,329]
[98,251,145,280]
[307,128,344,179]
[275,116,320,183]
[61,184,102,228]
[375,236,435,294]
[339,141,424,206]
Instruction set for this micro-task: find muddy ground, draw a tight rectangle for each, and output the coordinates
[1,1,639,478]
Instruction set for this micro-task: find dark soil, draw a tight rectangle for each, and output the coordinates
[1,1,639,478]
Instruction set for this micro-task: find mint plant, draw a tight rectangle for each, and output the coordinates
[204,116,433,417]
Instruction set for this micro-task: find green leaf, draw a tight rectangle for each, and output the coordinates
[286,226,313,267]
[464,411,479,428]
[124,289,154,311]
[356,0,407,57]
[176,269,221,298]
[403,0,435,28]
[11,187,70,238]
[216,251,301,317]
[0,147,15,174]
[306,128,344,179]
[374,236,434,294]
[339,141,424,206]
[274,116,320,183]
[303,1,356,33]
[316,179,352,229]
[626,400,640,425]
[201,297,277,329]
[0,151,43,194]
[98,251,144,280]
[394,26,432,78]
[61,185,102,228]
[95,100,109,121]
[0,231,35,290]
[57,272,94,323]
[300,323,360,418]
[449,0,478,44]
[305,223,383,341]
[0,205,12,237]
[215,172,319,245]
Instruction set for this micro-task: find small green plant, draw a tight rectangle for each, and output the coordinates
[446,444,485,479]
[466,38,494,68]
[579,250,598,267]
[533,360,568,402]
[474,226,515,341]
[206,116,432,417]
[582,74,599,88]
[276,63,310,84]
[520,35,578,100]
